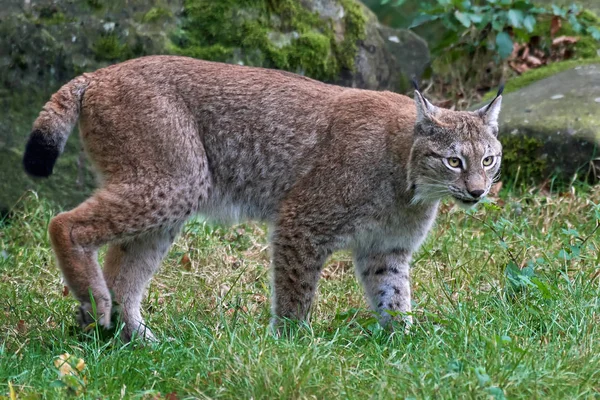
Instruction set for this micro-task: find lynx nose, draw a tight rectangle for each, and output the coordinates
[468,189,485,199]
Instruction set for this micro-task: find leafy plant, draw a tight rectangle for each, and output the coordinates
[407,0,600,61]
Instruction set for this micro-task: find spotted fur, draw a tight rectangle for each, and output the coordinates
[23,56,502,340]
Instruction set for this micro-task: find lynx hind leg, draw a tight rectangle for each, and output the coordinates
[49,183,200,334]
[103,225,181,342]
[353,247,413,328]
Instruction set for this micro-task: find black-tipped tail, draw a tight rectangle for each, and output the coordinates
[22,75,88,178]
[23,129,61,178]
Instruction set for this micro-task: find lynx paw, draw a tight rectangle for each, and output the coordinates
[385,312,413,334]
[77,300,113,331]
[121,322,157,343]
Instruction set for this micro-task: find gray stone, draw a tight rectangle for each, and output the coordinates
[377,25,429,83]
[496,64,600,183]
[334,3,429,91]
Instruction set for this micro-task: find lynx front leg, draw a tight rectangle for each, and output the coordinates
[354,248,413,328]
[269,227,331,330]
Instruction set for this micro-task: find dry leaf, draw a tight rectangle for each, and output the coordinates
[180,253,192,271]
[525,55,543,67]
[252,294,267,304]
[219,284,230,298]
[54,353,86,377]
[552,36,579,45]
[62,285,69,296]
[509,61,529,74]
[16,320,26,334]
[550,16,562,37]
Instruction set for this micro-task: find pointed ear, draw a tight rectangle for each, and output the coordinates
[476,84,504,133]
[413,89,438,124]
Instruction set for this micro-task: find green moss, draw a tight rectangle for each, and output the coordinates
[170,0,366,81]
[34,3,68,25]
[93,34,131,62]
[38,11,67,25]
[500,135,548,187]
[86,0,103,11]
[142,6,173,23]
[339,0,367,71]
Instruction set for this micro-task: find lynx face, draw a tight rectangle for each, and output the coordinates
[408,90,503,207]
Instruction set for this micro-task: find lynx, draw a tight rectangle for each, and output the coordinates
[23,56,502,341]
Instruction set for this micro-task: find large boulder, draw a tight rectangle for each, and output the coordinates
[169,0,429,91]
[497,64,600,185]
[0,0,429,210]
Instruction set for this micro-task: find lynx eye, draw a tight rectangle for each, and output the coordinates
[482,156,494,167]
[447,157,462,168]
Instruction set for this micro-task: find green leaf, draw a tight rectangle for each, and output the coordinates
[523,15,536,32]
[507,9,524,28]
[454,10,472,28]
[531,277,554,300]
[588,26,600,41]
[512,28,531,43]
[49,380,67,388]
[512,0,533,11]
[495,31,513,59]
[551,4,566,17]
[568,3,580,14]
[486,387,506,400]
[475,367,491,387]
[568,14,582,33]
[459,0,472,10]
[558,249,571,260]
[530,6,547,14]
[492,19,506,32]
[409,13,440,29]
[447,360,464,373]
[468,13,483,24]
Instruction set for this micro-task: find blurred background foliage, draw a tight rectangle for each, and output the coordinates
[0,0,599,211]
[365,0,600,106]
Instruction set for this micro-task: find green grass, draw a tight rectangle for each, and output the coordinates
[1,189,600,399]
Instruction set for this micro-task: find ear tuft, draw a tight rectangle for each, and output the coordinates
[413,86,438,124]
[476,83,504,133]
[411,77,420,92]
[496,82,505,97]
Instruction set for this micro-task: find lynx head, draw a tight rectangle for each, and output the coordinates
[408,85,503,208]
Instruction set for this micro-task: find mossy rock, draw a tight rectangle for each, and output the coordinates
[170,0,429,90]
[494,64,600,187]
[0,0,430,211]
